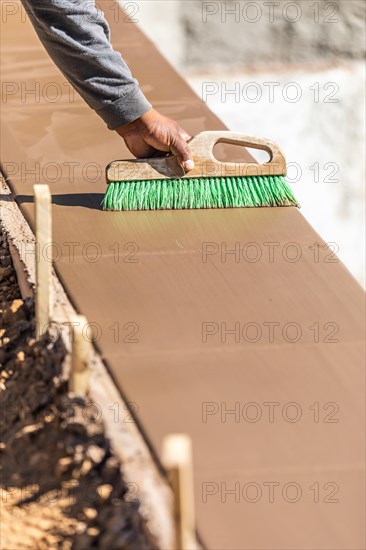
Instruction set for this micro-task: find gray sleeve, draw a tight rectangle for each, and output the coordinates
[20,0,152,130]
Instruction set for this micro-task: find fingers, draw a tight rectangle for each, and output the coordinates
[169,134,194,172]
[121,110,195,171]
[124,135,157,159]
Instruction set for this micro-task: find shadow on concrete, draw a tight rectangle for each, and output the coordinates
[14,194,104,210]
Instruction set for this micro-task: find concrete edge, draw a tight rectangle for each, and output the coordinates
[0,175,177,549]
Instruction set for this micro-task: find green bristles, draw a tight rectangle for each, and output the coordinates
[102,175,298,211]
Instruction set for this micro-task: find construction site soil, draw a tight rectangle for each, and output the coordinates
[0,227,157,550]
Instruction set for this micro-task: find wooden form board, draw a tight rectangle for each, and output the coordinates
[1,2,365,548]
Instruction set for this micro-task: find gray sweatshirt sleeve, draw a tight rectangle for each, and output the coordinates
[20,0,152,130]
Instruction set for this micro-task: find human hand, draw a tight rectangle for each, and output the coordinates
[115,108,194,172]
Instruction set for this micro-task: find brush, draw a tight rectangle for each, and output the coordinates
[103,131,298,211]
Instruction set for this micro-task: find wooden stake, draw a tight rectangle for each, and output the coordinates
[162,434,196,550]
[34,184,52,339]
[70,314,90,395]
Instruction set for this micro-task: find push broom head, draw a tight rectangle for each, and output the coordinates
[103,131,298,211]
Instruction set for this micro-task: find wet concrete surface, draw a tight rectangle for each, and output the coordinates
[1,2,365,548]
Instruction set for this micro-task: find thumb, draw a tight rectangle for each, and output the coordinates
[169,135,194,172]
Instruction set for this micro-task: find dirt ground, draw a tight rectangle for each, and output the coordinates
[0,227,157,549]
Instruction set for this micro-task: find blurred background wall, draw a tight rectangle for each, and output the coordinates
[130,0,365,286]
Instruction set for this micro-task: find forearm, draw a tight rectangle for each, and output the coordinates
[20,0,152,129]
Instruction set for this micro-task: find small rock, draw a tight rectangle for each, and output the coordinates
[10,300,23,313]
[86,445,105,464]
[96,484,113,500]
[43,412,56,423]
[83,507,97,520]
[3,299,26,323]
[57,456,73,474]
[80,459,93,475]
[17,423,43,436]
[86,527,99,537]
[75,522,87,534]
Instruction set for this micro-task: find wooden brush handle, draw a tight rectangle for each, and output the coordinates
[188,131,286,174]
[106,131,286,183]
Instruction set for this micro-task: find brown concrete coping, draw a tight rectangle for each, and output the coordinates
[1,2,365,548]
